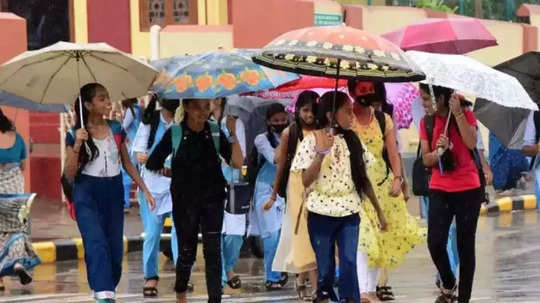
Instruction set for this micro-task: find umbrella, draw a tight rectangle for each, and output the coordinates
[406,51,537,111]
[150,49,299,99]
[384,82,418,129]
[252,25,425,82]
[494,52,540,103]
[0,42,157,105]
[224,95,290,154]
[382,18,497,54]
[0,90,69,112]
[272,75,348,92]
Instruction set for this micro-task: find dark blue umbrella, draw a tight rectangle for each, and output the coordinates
[0,90,69,112]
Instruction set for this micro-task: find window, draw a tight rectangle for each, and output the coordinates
[0,0,73,50]
[139,0,198,32]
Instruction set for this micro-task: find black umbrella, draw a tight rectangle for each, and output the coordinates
[495,52,540,103]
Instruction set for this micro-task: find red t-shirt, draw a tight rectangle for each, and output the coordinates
[419,110,480,192]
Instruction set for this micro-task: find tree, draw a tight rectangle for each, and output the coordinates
[414,0,458,13]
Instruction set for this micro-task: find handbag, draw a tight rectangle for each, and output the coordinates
[412,145,431,196]
[225,182,251,214]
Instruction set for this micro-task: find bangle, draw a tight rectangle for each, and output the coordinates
[227,135,237,144]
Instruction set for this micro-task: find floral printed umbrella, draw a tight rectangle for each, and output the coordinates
[151,49,299,99]
[384,82,418,129]
[252,25,425,82]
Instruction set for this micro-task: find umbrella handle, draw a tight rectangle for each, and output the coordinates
[330,59,342,129]
[78,95,84,129]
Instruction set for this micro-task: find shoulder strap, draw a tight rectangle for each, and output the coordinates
[374,110,386,139]
[208,120,221,153]
[424,115,434,149]
[171,123,182,157]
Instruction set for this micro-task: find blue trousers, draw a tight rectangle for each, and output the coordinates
[261,230,281,282]
[421,196,459,278]
[535,175,540,211]
[139,191,178,279]
[121,168,132,208]
[221,234,244,285]
[308,212,360,303]
[74,174,124,297]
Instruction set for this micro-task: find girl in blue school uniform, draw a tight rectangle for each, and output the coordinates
[63,83,155,303]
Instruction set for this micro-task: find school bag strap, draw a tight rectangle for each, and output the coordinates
[171,120,221,157]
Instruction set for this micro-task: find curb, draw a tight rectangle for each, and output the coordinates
[481,194,537,215]
[32,236,144,264]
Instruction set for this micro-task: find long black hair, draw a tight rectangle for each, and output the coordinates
[0,108,15,133]
[266,103,286,148]
[73,83,105,162]
[318,91,371,198]
[142,94,180,149]
[294,90,319,135]
[121,98,138,117]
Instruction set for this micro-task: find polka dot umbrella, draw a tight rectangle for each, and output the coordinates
[252,25,425,82]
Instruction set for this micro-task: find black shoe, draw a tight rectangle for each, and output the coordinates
[265,280,283,291]
[279,272,289,287]
[14,267,32,285]
[434,286,457,303]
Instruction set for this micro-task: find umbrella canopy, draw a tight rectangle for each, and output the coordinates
[273,75,348,92]
[151,49,299,99]
[382,18,497,54]
[0,90,68,112]
[384,82,418,129]
[494,52,540,103]
[0,42,158,104]
[406,51,538,111]
[252,25,425,82]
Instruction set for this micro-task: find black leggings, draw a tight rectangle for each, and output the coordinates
[428,188,482,303]
[172,192,224,303]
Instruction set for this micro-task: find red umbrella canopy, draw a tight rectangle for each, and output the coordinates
[274,75,348,92]
[382,18,497,54]
[253,25,425,82]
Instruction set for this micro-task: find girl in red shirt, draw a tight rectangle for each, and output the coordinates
[419,84,482,303]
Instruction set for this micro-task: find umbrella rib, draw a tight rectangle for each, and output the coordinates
[80,56,98,82]
[86,53,131,73]
[39,56,73,103]
[0,53,67,87]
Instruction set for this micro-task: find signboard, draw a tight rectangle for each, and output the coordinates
[314,13,342,26]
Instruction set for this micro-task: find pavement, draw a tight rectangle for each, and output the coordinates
[1,210,539,302]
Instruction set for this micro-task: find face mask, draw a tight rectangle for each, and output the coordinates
[355,96,372,107]
[161,99,180,112]
[271,123,288,134]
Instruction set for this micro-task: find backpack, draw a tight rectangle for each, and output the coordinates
[418,115,487,201]
[412,115,434,196]
[246,132,279,192]
[374,111,391,186]
[278,122,302,198]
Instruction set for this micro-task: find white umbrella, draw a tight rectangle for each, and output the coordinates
[0,41,157,107]
[406,51,538,111]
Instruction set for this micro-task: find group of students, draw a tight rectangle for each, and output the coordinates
[60,76,492,303]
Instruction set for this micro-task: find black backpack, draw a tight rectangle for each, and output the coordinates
[412,115,434,196]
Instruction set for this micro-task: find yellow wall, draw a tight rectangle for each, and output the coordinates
[159,28,233,57]
[130,0,150,58]
[529,13,540,52]
[73,0,88,43]
[469,20,524,66]
[361,5,427,34]
[197,0,229,25]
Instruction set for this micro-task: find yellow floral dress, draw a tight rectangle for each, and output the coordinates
[353,109,426,268]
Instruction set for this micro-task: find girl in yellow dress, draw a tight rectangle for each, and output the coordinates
[265,91,319,301]
[349,81,426,303]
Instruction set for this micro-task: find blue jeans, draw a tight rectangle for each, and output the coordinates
[421,196,459,278]
[261,230,281,282]
[74,174,124,298]
[221,234,244,285]
[121,154,137,208]
[535,175,540,210]
[138,191,178,279]
[308,212,360,303]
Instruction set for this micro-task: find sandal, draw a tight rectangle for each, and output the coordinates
[143,278,159,297]
[14,267,32,285]
[295,277,312,301]
[376,286,395,301]
[279,272,289,287]
[265,281,283,291]
[226,275,241,289]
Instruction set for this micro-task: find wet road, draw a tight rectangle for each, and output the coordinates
[2,210,540,302]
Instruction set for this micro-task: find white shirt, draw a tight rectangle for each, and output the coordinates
[81,132,121,177]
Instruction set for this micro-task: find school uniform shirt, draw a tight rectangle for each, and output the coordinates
[523,112,540,188]
[0,133,26,165]
[132,113,173,215]
[146,120,232,201]
[419,110,480,192]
